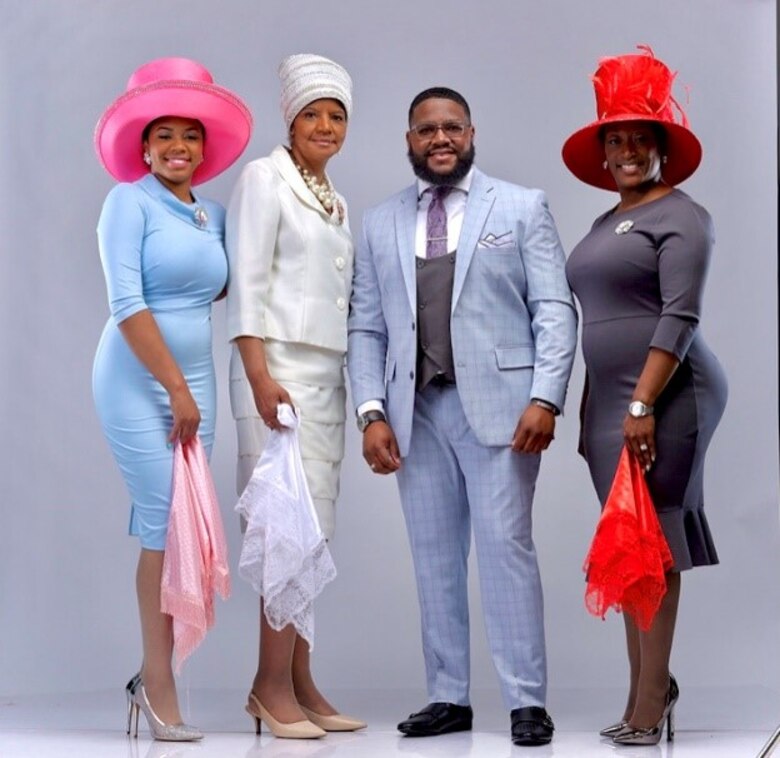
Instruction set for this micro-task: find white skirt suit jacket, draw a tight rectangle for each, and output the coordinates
[225,145,354,538]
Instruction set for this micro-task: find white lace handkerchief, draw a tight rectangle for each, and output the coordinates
[235,404,336,648]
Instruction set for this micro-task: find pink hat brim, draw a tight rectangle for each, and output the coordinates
[95,80,252,184]
[562,115,702,191]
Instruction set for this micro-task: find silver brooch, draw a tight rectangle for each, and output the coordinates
[614,220,634,235]
[193,207,209,228]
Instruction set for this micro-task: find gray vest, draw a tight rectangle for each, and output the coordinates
[415,252,456,391]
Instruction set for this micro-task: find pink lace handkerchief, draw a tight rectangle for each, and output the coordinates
[161,437,230,672]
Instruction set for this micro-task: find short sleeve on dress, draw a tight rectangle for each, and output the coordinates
[97,183,149,324]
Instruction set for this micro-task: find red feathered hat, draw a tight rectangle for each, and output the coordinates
[562,46,702,191]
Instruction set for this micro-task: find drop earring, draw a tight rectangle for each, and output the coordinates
[662,155,668,164]
[602,160,608,170]
[143,152,152,166]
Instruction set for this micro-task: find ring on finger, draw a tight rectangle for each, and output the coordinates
[370,463,377,471]
[639,443,649,451]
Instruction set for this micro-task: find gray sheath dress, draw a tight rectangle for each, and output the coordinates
[566,189,728,571]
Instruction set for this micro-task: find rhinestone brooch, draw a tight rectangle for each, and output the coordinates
[614,220,634,235]
[193,207,209,228]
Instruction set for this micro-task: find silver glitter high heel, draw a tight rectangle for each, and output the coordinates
[128,680,203,741]
[613,674,679,746]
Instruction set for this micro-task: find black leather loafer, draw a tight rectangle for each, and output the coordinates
[397,702,473,737]
[510,706,554,746]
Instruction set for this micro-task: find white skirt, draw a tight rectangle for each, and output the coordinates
[230,340,346,540]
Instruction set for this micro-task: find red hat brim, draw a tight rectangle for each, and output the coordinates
[95,80,252,185]
[562,115,702,191]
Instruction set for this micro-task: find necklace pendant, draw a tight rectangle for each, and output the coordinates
[193,206,209,228]
[614,219,634,235]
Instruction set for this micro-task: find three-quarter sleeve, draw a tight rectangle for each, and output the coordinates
[649,203,714,361]
[97,183,149,324]
[225,161,282,341]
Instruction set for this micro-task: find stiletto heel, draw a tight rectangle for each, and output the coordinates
[131,680,203,741]
[245,692,325,739]
[125,672,141,735]
[613,674,679,746]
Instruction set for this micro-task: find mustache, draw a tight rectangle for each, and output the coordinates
[408,143,476,185]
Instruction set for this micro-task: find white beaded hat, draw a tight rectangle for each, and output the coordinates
[278,54,352,129]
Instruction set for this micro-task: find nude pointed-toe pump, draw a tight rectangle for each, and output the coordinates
[245,692,325,739]
[300,705,367,732]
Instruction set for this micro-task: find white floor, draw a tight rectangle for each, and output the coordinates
[0,688,776,758]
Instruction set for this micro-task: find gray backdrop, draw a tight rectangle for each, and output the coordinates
[1,0,778,726]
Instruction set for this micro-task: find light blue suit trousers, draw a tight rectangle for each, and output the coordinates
[397,384,545,709]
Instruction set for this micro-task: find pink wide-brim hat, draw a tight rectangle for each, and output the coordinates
[95,57,253,185]
[562,46,702,191]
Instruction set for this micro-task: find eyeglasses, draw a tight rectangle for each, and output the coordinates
[409,121,470,141]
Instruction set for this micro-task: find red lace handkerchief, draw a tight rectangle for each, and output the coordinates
[583,446,674,631]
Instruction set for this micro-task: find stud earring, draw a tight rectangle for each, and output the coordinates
[143,152,152,166]
[602,160,608,170]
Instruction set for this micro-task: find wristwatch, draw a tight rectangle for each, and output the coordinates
[357,409,386,432]
[628,401,654,418]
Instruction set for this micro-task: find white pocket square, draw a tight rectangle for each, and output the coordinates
[478,231,514,248]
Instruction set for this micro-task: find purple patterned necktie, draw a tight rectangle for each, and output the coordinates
[425,186,452,259]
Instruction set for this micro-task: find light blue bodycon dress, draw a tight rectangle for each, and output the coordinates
[93,174,227,550]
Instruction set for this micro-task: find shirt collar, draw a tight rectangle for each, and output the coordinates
[417,165,475,200]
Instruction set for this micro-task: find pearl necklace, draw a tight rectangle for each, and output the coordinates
[295,163,337,214]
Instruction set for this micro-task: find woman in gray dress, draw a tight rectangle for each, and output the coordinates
[562,48,727,746]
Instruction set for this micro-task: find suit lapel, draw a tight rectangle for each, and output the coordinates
[270,145,332,219]
[452,169,495,310]
[395,185,419,312]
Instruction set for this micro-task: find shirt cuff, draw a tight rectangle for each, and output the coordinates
[531,397,560,416]
[357,399,385,416]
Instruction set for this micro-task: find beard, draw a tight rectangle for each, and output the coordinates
[408,143,476,185]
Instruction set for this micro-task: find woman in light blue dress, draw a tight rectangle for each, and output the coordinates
[92,57,251,741]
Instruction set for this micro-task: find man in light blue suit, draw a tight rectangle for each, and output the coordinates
[347,87,577,746]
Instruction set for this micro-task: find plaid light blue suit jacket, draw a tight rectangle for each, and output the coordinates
[347,168,577,457]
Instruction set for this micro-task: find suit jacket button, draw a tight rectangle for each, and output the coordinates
[409,371,414,379]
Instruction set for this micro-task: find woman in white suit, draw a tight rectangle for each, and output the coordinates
[226,54,363,738]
